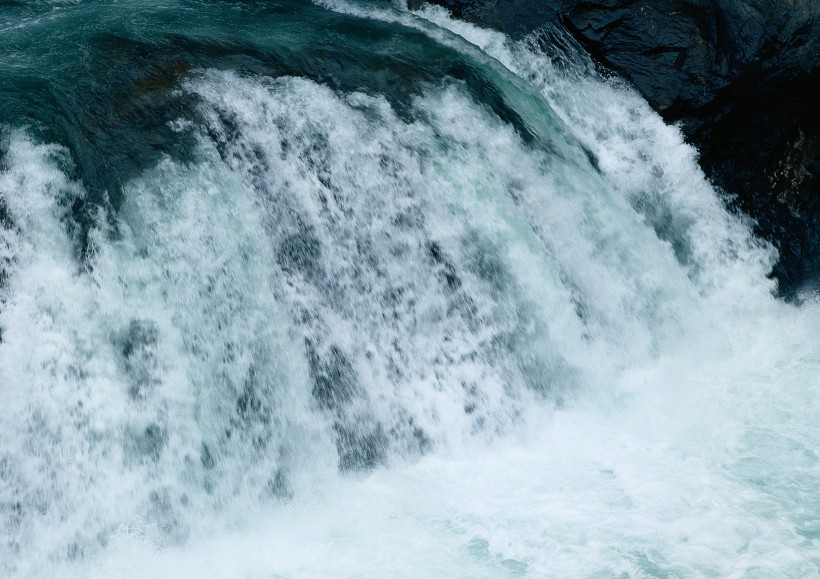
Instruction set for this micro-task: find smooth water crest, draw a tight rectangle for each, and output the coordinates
[0,0,818,577]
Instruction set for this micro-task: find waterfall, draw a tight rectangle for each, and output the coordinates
[0,1,817,576]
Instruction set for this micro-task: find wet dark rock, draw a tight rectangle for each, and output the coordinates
[564,0,819,294]
[420,0,820,296]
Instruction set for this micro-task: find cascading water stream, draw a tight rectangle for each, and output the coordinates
[0,1,817,576]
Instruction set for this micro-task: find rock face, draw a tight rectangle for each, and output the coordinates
[422,0,819,296]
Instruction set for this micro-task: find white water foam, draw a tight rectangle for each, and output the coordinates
[0,3,818,577]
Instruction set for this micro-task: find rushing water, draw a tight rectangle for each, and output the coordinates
[0,0,818,576]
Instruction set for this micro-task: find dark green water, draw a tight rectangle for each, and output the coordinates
[0,0,571,211]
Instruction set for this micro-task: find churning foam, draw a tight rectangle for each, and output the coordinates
[0,3,818,577]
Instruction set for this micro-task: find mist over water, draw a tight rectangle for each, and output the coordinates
[0,1,818,577]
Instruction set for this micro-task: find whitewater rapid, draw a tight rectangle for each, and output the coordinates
[0,1,818,576]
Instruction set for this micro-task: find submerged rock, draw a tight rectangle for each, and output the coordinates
[421,0,820,296]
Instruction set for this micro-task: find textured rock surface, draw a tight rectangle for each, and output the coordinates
[422,0,819,296]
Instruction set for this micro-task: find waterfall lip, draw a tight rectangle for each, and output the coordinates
[314,0,595,162]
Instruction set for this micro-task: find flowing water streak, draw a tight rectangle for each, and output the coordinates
[0,0,818,576]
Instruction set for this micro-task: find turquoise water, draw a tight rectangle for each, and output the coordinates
[0,1,818,576]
